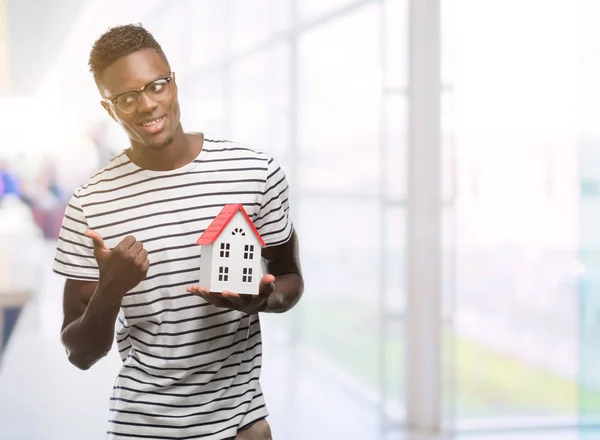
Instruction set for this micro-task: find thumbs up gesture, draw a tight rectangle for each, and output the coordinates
[85,230,150,301]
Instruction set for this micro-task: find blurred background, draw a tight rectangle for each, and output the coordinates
[0,0,599,439]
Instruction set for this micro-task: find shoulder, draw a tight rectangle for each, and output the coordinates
[202,136,273,163]
[72,151,132,199]
[82,152,131,186]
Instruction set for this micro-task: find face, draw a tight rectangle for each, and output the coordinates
[97,49,180,151]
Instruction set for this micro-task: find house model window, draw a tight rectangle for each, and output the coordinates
[220,243,230,258]
[244,245,255,260]
[218,266,229,282]
[242,268,253,283]
[196,204,266,295]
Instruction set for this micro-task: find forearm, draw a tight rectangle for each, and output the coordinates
[61,287,122,370]
[263,273,304,313]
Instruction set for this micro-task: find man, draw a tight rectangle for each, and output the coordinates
[53,24,303,440]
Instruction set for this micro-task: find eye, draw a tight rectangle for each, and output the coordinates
[149,80,167,93]
[118,93,138,106]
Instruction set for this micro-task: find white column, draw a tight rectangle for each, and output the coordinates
[406,0,442,433]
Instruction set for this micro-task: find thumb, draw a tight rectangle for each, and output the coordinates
[85,229,109,256]
[259,274,275,298]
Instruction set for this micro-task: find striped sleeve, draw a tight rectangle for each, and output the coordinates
[254,155,293,247]
[52,191,99,281]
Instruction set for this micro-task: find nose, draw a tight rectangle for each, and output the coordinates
[137,91,158,114]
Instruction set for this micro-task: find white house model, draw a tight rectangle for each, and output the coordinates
[195,204,265,295]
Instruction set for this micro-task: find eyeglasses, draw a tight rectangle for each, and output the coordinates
[104,75,173,114]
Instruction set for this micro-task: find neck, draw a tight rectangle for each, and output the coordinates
[127,124,202,171]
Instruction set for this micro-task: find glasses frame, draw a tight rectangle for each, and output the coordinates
[103,74,174,114]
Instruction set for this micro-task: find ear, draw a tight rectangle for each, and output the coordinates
[100,101,117,122]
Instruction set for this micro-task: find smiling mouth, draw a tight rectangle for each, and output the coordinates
[140,116,166,134]
[142,116,165,127]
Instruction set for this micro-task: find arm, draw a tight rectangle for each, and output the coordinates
[187,153,303,313]
[187,230,304,314]
[60,232,149,370]
[53,193,147,370]
[60,279,123,370]
[260,229,304,313]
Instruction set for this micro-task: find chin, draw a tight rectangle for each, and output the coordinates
[147,135,174,150]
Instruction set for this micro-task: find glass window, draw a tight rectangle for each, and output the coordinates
[381,207,407,419]
[230,0,291,52]
[242,267,253,283]
[297,198,387,397]
[299,0,355,22]
[180,67,227,135]
[383,95,408,200]
[383,0,408,90]
[383,318,406,422]
[220,243,231,258]
[384,207,407,315]
[442,91,456,203]
[218,266,230,282]
[144,2,188,71]
[445,0,583,424]
[231,43,290,155]
[578,0,600,421]
[187,0,228,69]
[244,245,255,260]
[441,0,455,86]
[297,2,381,196]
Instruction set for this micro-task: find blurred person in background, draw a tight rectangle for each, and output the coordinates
[26,158,68,239]
[52,24,303,440]
[89,120,119,167]
[0,159,23,202]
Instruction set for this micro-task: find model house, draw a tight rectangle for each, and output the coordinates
[196,204,265,295]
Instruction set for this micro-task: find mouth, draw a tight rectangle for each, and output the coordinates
[140,116,166,134]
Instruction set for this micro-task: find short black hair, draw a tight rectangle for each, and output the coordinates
[89,23,169,81]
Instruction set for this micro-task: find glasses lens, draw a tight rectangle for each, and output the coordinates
[147,79,170,102]
[114,78,171,113]
[116,92,139,113]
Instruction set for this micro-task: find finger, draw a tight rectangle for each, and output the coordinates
[221,290,241,300]
[129,241,143,259]
[116,235,137,251]
[187,285,210,295]
[197,291,235,309]
[85,229,107,252]
[261,274,276,284]
[141,258,150,273]
[187,286,234,305]
[258,274,276,298]
[221,291,253,308]
[134,248,148,266]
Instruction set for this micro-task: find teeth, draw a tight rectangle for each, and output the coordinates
[143,117,162,127]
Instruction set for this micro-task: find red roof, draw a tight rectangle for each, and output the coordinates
[196,204,265,247]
